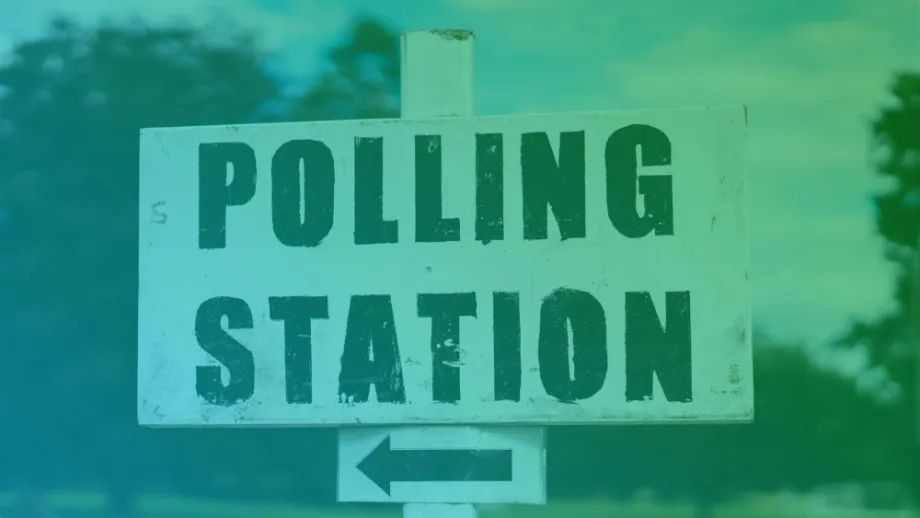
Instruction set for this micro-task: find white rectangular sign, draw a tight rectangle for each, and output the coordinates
[338,426,545,503]
[138,106,751,427]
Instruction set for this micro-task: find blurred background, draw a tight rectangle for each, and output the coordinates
[0,0,918,517]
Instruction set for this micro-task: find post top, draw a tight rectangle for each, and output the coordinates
[403,29,474,41]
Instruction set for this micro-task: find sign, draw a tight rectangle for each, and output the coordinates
[360,438,510,493]
[137,106,751,427]
[338,426,545,503]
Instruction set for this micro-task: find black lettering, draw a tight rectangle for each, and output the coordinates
[269,296,328,404]
[272,139,334,247]
[493,292,521,402]
[194,297,255,406]
[418,293,477,403]
[476,133,504,243]
[416,135,460,242]
[339,295,406,403]
[355,137,398,244]
[624,291,692,402]
[521,131,586,240]
[198,143,257,249]
[606,125,674,238]
[538,288,607,402]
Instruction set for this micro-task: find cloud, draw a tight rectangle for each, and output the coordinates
[752,222,897,333]
[447,0,559,15]
[444,0,625,55]
[608,15,916,107]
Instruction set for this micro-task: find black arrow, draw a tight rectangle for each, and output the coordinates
[356,436,513,495]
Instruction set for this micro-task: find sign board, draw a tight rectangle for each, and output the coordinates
[338,426,545,503]
[138,106,751,427]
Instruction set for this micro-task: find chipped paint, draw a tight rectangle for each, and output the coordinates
[734,317,748,347]
[430,29,473,41]
[728,364,741,385]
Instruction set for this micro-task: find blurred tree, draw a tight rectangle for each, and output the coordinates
[548,342,898,517]
[844,72,920,394]
[838,71,920,499]
[293,17,399,121]
[0,16,279,515]
[0,14,402,515]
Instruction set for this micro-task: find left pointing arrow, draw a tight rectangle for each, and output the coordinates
[356,436,513,495]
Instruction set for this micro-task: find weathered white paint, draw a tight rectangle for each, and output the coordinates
[338,426,546,504]
[138,104,750,427]
[400,30,474,118]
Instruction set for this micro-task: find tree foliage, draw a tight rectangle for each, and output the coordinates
[839,71,920,501]
[548,343,897,511]
[293,17,399,121]
[0,15,399,511]
[0,17,277,497]
[843,72,920,387]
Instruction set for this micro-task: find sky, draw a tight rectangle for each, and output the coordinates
[1,0,918,373]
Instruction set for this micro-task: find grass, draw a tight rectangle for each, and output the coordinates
[0,492,915,518]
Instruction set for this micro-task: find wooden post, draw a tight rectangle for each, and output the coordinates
[335,28,546,512]
[401,30,475,119]
[400,28,480,518]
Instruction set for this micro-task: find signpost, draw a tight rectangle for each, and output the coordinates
[138,29,751,518]
[338,31,545,515]
[359,437,512,494]
[339,426,543,504]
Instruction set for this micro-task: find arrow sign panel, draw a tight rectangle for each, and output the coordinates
[338,426,545,504]
[358,436,513,495]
